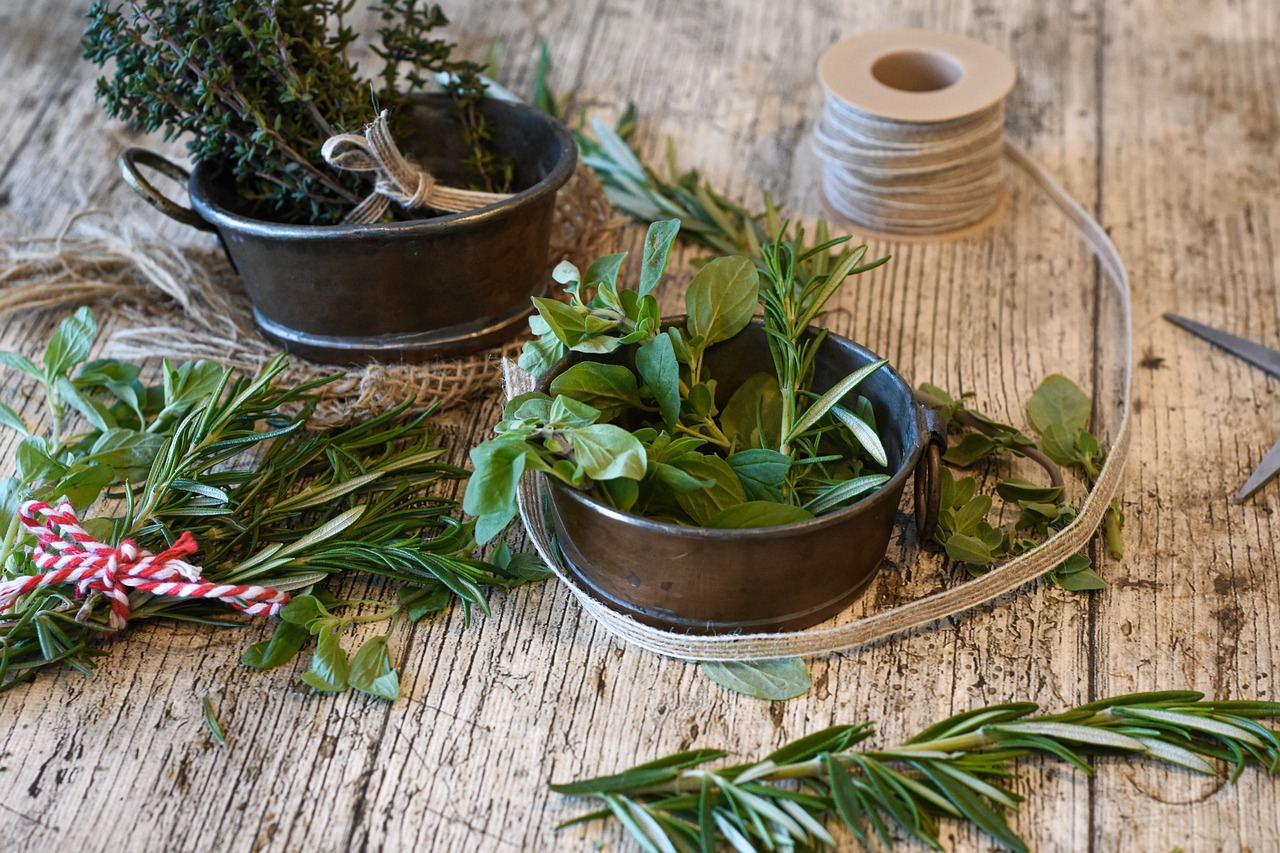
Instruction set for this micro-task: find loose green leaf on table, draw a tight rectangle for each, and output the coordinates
[700,658,812,700]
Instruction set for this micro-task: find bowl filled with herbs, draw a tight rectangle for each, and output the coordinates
[464,220,943,633]
[86,1,576,363]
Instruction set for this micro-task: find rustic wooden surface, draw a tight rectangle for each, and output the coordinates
[1,0,1278,850]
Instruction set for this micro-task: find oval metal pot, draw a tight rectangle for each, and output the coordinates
[120,94,578,364]
[538,319,943,634]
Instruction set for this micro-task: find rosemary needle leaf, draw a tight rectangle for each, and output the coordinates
[202,697,227,747]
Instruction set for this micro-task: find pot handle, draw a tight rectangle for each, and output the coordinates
[914,407,947,538]
[117,148,214,233]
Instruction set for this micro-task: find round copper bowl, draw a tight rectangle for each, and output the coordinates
[121,94,577,364]
[539,318,940,634]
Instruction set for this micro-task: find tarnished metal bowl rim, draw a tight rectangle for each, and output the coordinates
[539,318,927,538]
[187,96,578,240]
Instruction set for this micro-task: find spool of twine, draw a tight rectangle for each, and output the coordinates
[813,29,1016,236]
[511,29,1134,661]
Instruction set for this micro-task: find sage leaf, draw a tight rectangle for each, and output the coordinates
[639,219,680,296]
[349,635,400,701]
[300,628,350,693]
[701,658,812,700]
[241,620,310,670]
[1027,374,1091,434]
[636,334,680,427]
[686,256,760,348]
[569,424,647,480]
[550,363,643,420]
[706,501,814,529]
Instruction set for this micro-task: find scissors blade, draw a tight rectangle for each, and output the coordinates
[1238,434,1280,502]
[1164,313,1280,378]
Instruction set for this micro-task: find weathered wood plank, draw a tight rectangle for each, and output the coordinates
[1,0,1278,851]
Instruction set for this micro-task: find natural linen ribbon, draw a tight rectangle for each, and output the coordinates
[0,500,290,631]
[321,110,511,225]
[506,140,1133,661]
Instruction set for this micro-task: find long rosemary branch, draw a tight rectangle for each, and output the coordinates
[552,691,1280,852]
[0,315,536,690]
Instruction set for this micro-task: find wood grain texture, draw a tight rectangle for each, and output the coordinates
[1,0,1278,851]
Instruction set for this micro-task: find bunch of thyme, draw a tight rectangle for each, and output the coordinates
[83,1,507,224]
[553,691,1280,852]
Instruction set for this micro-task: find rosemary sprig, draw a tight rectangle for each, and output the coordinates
[0,309,542,691]
[552,691,1280,852]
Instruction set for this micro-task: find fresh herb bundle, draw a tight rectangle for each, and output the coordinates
[463,219,892,543]
[552,691,1280,852]
[920,379,1125,590]
[0,308,542,694]
[83,1,507,224]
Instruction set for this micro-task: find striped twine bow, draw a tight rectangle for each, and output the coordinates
[0,500,289,631]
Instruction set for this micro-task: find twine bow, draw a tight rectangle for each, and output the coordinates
[0,500,289,631]
[321,109,511,225]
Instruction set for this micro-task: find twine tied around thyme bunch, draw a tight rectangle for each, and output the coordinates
[321,110,511,225]
[0,500,289,631]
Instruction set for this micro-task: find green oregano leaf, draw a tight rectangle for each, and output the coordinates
[686,255,760,348]
[349,635,400,701]
[549,363,643,420]
[0,402,29,436]
[43,306,96,378]
[706,501,814,529]
[635,334,680,428]
[241,620,310,670]
[300,628,350,693]
[1026,374,1091,434]
[638,219,680,296]
[568,424,648,480]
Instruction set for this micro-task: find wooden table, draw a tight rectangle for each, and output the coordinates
[2,1,1278,850]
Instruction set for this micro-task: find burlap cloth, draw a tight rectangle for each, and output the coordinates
[0,163,622,426]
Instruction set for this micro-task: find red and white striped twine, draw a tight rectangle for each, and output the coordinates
[0,500,289,630]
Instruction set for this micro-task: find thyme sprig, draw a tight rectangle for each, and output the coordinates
[552,691,1280,853]
[83,1,507,223]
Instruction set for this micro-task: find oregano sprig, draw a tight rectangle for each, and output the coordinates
[552,691,1280,852]
[919,379,1124,590]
